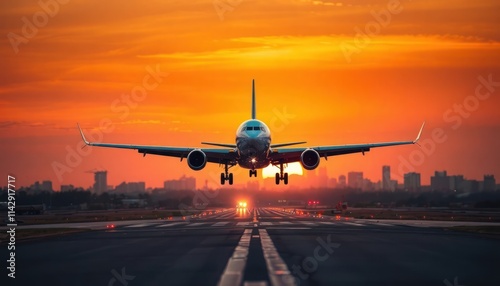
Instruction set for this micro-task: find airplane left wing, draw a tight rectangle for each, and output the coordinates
[78,124,236,163]
[270,122,425,164]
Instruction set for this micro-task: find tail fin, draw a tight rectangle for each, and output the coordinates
[251,79,256,119]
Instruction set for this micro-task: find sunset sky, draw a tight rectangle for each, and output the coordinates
[1,0,499,190]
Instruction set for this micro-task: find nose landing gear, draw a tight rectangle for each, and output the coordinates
[249,170,257,177]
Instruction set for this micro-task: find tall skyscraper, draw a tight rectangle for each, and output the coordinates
[382,165,391,190]
[338,175,346,188]
[93,171,107,194]
[318,167,328,188]
[404,172,421,192]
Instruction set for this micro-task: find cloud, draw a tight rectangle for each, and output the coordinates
[0,121,47,128]
[138,34,500,69]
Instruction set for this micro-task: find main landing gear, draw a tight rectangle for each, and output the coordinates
[275,163,288,185]
[220,162,234,185]
[249,170,257,177]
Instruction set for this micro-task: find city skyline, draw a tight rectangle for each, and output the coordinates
[15,165,497,193]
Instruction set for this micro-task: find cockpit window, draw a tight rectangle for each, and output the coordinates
[245,126,265,131]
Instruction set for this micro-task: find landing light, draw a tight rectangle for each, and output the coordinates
[251,158,256,163]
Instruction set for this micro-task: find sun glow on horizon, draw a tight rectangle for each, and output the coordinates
[262,162,304,178]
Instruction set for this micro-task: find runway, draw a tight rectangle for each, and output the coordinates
[3,207,500,286]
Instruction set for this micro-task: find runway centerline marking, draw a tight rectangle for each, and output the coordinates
[259,229,296,286]
[217,229,252,286]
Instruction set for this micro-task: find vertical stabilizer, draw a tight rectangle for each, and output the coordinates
[252,79,256,119]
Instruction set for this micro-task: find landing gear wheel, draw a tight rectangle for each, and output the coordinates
[228,173,234,185]
[249,170,257,177]
[284,172,289,185]
[221,173,225,185]
[275,173,280,185]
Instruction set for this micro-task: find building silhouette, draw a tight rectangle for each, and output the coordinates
[338,175,346,188]
[382,165,391,190]
[164,175,196,191]
[347,172,363,189]
[431,171,450,191]
[93,171,107,194]
[115,181,146,194]
[404,172,421,192]
[449,175,464,191]
[483,175,496,191]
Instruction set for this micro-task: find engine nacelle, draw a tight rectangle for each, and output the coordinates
[300,149,320,170]
[187,149,207,170]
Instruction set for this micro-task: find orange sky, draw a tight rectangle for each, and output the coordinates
[1,0,499,190]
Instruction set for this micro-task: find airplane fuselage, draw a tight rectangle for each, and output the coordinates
[235,119,271,169]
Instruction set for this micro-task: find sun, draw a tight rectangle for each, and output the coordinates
[262,162,304,178]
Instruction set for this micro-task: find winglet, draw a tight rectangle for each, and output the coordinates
[251,79,256,119]
[77,123,90,145]
[413,121,425,143]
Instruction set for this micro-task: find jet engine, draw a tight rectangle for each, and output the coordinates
[300,149,320,170]
[187,149,207,170]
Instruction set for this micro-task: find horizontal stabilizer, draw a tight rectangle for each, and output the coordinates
[271,141,307,148]
[201,142,237,148]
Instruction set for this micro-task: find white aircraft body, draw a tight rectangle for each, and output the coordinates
[78,80,424,185]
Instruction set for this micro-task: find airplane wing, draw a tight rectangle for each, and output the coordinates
[269,122,425,164]
[78,124,236,163]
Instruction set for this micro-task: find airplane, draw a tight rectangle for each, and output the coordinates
[78,80,425,185]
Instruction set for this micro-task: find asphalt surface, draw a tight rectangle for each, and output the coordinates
[2,207,500,286]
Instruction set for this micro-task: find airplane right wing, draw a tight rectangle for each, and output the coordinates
[269,122,425,164]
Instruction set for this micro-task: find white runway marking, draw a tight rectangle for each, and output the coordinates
[187,222,209,227]
[342,222,365,227]
[236,222,251,227]
[319,221,337,225]
[259,229,297,286]
[156,222,186,228]
[260,222,273,226]
[371,222,394,227]
[297,221,316,225]
[217,229,252,286]
[213,222,231,227]
[125,223,159,228]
